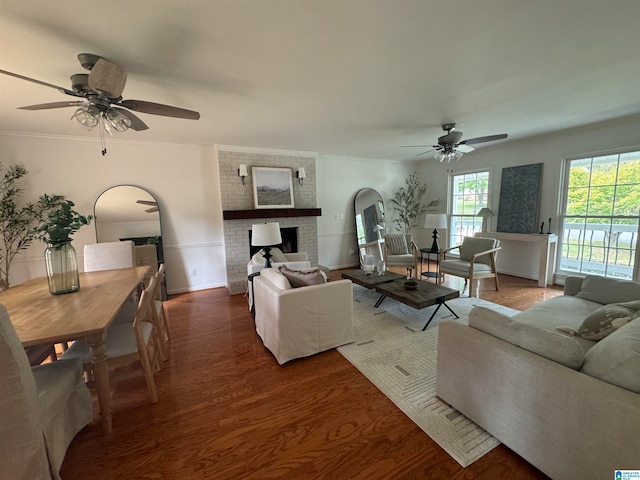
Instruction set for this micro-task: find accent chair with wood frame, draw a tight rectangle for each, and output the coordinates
[383,233,418,278]
[438,236,501,297]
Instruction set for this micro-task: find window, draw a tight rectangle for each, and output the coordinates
[449,170,491,248]
[559,149,640,280]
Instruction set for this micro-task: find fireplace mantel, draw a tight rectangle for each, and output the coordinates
[223,208,321,220]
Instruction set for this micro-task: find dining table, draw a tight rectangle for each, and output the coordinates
[0,265,150,434]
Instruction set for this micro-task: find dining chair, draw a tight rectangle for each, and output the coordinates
[61,276,161,403]
[1,305,93,480]
[152,263,171,359]
[83,240,135,272]
[438,236,502,297]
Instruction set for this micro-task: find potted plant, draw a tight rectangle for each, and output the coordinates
[36,200,93,295]
[0,163,64,290]
[390,172,440,234]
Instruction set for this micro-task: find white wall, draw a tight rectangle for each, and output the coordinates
[415,113,640,281]
[316,155,414,269]
[0,133,226,293]
[2,113,638,290]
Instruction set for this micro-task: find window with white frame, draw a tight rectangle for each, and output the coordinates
[449,170,491,248]
[559,149,640,280]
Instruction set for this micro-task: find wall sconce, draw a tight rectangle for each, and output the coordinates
[238,164,248,186]
[296,167,306,186]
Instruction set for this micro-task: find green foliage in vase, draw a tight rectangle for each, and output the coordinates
[390,172,440,233]
[37,200,93,246]
[0,163,65,289]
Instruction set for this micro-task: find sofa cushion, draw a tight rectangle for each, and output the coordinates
[279,265,327,288]
[469,306,585,369]
[259,268,292,290]
[575,275,640,305]
[581,317,640,393]
[557,300,640,341]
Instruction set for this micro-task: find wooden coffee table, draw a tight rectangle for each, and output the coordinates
[375,279,460,331]
[341,269,405,288]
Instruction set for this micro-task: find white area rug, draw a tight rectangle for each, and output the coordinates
[338,285,519,467]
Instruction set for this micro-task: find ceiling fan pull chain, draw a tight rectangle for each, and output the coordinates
[99,116,107,156]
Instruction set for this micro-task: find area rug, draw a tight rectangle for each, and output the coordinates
[338,285,519,467]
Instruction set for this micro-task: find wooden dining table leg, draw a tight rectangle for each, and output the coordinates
[85,332,112,434]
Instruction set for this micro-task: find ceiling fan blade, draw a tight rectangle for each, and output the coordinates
[460,133,508,146]
[456,144,475,153]
[145,207,159,213]
[401,144,433,148]
[136,200,157,206]
[112,107,149,131]
[0,69,81,97]
[87,58,127,98]
[416,148,438,157]
[118,99,200,120]
[17,101,86,110]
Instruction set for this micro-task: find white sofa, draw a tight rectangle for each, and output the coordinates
[253,267,354,364]
[247,249,311,311]
[436,275,640,480]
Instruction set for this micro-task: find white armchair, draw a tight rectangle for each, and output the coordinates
[247,248,311,311]
[253,268,354,364]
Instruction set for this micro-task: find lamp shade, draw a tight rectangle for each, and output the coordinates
[238,164,248,177]
[424,214,447,229]
[251,222,282,247]
[477,207,494,217]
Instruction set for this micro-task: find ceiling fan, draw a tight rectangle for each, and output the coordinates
[403,123,508,163]
[0,53,200,155]
[136,200,159,213]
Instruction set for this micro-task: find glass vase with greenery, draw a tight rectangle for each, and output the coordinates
[36,201,93,295]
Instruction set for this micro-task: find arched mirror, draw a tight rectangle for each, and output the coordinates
[354,188,385,266]
[94,185,166,298]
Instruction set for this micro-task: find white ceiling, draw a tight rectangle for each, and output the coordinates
[2,0,640,160]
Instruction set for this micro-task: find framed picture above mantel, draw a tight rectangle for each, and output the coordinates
[252,167,294,209]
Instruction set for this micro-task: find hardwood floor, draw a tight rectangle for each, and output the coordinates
[60,269,561,479]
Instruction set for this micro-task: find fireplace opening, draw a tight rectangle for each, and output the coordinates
[249,227,298,258]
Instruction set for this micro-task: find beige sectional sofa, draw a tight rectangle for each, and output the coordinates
[436,275,640,480]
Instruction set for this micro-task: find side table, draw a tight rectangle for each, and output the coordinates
[419,248,441,284]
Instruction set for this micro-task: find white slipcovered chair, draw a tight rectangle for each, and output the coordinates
[247,247,311,311]
[83,240,135,272]
[253,267,354,364]
[439,236,501,297]
[1,305,93,480]
[383,233,418,278]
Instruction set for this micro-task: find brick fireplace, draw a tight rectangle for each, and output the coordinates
[217,148,319,295]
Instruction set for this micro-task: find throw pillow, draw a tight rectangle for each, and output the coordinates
[278,265,327,288]
[385,234,409,255]
[556,300,640,341]
[581,317,640,393]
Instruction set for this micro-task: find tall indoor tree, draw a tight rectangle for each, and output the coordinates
[0,163,64,289]
[390,172,440,233]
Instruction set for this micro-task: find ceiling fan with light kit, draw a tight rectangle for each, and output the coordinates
[0,53,200,155]
[403,123,508,162]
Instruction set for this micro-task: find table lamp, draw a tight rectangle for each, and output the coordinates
[251,222,283,268]
[424,214,447,252]
[476,207,494,233]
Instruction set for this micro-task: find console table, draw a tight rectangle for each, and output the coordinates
[475,232,558,287]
